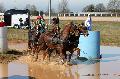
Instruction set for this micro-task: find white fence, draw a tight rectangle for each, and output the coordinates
[58,12,120,17]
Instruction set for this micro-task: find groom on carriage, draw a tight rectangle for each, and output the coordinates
[28,11,47,49]
[35,11,46,35]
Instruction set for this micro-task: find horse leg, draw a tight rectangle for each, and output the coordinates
[43,48,48,61]
[53,49,57,57]
[47,48,51,61]
[63,51,67,62]
[34,45,40,61]
[28,40,33,55]
[68,53,72,62]
[28,40,31,49]
[84,30,89,37]
[48,51,51,62]
[48,48,54,62]
[43,51,47,61]
[59,48,65,63]
[32,47,37,61]
[74,48,80,57]
[76,48,80,57]
[68,50,73,62]
[34,52,38,61]
[30,47,34,56]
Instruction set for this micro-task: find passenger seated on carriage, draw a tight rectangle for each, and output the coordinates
[35,11,46,34]
[51,17,61,38]
[36,18,45,34]
[29,12,46,44]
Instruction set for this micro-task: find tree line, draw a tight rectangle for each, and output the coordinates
[0,0,120,16]
[82,0,120,13]
[0,0,69,15]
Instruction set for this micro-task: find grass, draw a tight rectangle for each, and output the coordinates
[92,21,120,46]
[7,28,28,42]
[7,20,120,46]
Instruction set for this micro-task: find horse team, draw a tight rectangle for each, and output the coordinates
[28,17,89,63]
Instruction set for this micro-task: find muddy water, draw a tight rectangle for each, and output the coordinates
[1,44,120,79]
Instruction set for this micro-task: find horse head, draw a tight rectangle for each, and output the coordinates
[60,22,73,41]
[78,24,89,37]
[67,24,89,46]
[52,17,59,25]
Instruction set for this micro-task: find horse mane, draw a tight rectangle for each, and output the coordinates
[60,22,74,41]
[62,22,73,33]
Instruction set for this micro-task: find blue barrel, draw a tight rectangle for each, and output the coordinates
[78,31,100,59]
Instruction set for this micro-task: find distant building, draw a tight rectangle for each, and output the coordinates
[4,9,30,27]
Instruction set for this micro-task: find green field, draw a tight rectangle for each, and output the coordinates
[7,21,120,46]
[7,28,28,42]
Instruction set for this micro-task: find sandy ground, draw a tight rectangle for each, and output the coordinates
[2,42,119,79]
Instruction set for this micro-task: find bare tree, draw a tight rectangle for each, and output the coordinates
[107,0,120,13]
[95,3,106,12]
[25,4,39,16]
[82,4,95,12]
[25,4,31,10]
[45,8,57,16]
[31,5,37,11]
[0,3,5,12]
[58,0,70,14]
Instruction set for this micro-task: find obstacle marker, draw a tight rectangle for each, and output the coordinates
[0,22,8,52]
[78,31,100,59]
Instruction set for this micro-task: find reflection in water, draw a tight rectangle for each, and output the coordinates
[0,46,120,79]
[102,54,120,58]
[0,63,34,79]
[28,59,100,79]
[100,46,120,54]
[0,64,8,78]
[29,64,70,79]
[0,58,100,79]
[8,63,28,77]
[69,60,100,79]
[2,76,35,79]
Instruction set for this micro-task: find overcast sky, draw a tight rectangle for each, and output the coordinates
[0,0,109,12]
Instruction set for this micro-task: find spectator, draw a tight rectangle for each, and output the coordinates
[19,18,23,28]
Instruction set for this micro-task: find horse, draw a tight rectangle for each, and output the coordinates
[41,22,89,62]
[28,29,37,54]
[62,24,89,62]
[28,24,47,59]
[34,22,76,62]
[31,21,89,62]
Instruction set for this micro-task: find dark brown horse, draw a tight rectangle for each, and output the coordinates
[35,22,75,61]
[62,25,89,62]
[42,22,89,62]
[32,22,88,62]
